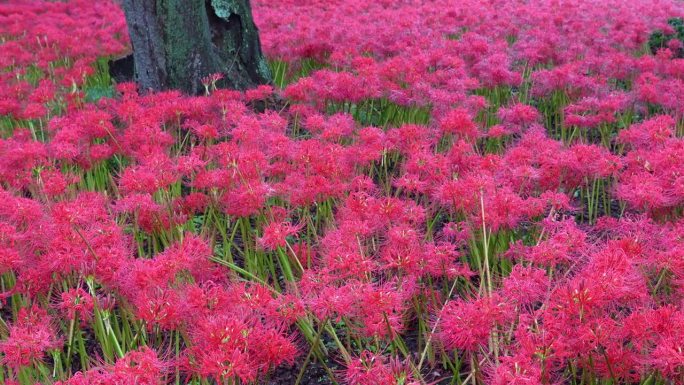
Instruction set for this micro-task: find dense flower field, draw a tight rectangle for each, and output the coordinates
[3,0,684,384]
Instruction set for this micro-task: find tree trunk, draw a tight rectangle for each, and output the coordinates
[120,0,271,94]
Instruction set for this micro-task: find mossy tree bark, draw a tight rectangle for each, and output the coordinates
[120,0,271,94]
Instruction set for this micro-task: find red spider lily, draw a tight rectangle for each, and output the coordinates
[259,220,303,251]
[4,0,684,384]
[55,347,166,385]
[0,305,62,370]
[344,351,421,385]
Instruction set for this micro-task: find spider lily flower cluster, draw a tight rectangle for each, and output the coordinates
[2,0,684,384]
